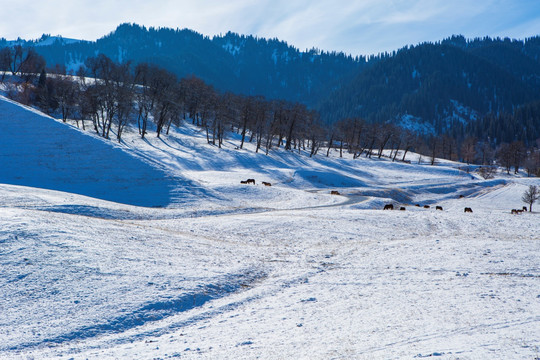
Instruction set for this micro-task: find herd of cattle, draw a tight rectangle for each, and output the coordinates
[381,202,528,214]
[382,203,449,211]
[239,180,527,215]
[240,179,272,186]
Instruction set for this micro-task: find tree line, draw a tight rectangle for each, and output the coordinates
[1,51,539,176]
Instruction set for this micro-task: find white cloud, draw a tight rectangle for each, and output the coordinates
[0,0,538,55]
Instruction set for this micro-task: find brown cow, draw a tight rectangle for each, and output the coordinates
[459,195,465,199]
[423,205,430,209]
[262,182,272,186]
[522,206,527,212]
[511,209,519,215]
[399,207,406,211]
[246,179,255,185]
[464,207,473,213]
[240,180,248,184]
[415,204,421,207]
[436,206,443,211]
[330,190,340,195]
[383,204,394,210]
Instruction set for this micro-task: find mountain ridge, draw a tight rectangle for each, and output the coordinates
[2,24,540,142]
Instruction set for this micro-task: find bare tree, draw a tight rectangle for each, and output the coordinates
[497,143,513,175]
[306,110,324,157]
[265,100,284,154]
[4,46,45,80]
[284,103,305,151]
[252,96,269,153]
[510,141,526,174]
[114,65,135,141]
[215,92,237,148]
[153,78,178,138]
[198,85,217,143]
[461,136,477,165]
[522,185,539,212]
[441,135,457,161]
[183,76,206,126]
[83,54,135,141]
[523,151,540,177]
[0,47,11,82]
[400,132,417,162]
[478,166,497,179]
[84,54,117,138]
[80,84,102,134]
[376,124,394,159]
[427,136,442,165]
[52,76,80,122]
[133,63,157,138]
[237,95,254,149]
[476,140,494,166]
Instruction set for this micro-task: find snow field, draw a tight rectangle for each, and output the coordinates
[0,96,538,359]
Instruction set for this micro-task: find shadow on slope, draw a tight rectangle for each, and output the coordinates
[6,269,265,351]
[292,169,367,188]
[0,97,180,207]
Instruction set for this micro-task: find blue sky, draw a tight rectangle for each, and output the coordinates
[3,0,540,55]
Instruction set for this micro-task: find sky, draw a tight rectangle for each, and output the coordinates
[3,0,540,55]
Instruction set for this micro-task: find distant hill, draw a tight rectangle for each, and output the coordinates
[317,36,540,138]
[16,23,362,107]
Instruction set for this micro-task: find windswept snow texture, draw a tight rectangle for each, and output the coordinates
[0,97,539,359]
[0,96,178,207]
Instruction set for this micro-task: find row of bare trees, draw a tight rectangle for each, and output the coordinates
[33,55,329,157]
[2,50,540,174]
[0,45,45,82]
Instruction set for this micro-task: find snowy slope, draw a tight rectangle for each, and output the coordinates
[0,98,539,359]
[0,96,187,207]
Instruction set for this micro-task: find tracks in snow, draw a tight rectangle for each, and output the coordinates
[5,269,266,352]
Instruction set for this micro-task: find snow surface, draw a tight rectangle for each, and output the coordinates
[0,97,539,359]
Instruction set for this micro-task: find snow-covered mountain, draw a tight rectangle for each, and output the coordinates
[3,34,82,47]
[4,24,540,142]
[0,97,539,359]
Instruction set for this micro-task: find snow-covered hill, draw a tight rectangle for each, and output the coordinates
[0,97,538,359]
[0,96,182,207]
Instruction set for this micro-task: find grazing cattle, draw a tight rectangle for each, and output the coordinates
[240,180,248,184]
[423,205,430,209]
[522,206,527,212]
[415,204,421,207]
[399,207,406,211]
[246,179,255,185]
[464,207,473,213]
[330,190,340,195]
[459,195,465,199]
[383,204,394,210]
[436,206,443,211]
[511,209,519,215]
[262,182,272,186]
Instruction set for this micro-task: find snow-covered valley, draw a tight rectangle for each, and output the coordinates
[0,96,538,359]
